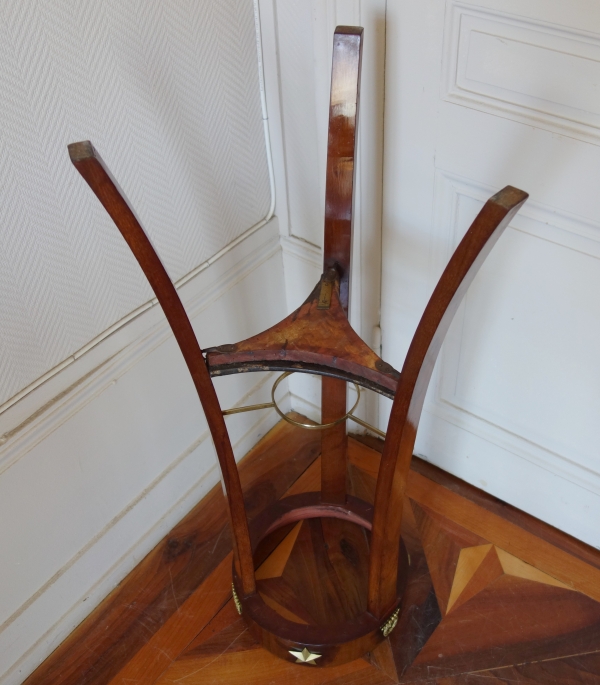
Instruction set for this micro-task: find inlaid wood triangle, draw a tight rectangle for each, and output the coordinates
[255,521,303,580]
[409,575,600,679]
[257,575,316,625]
[447,544,573,614]
[495,546,572,589]
[447,544,502,612]
[410,500,489,615]
[285,456,322,496]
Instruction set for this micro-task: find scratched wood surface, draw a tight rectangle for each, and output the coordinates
[27,420,600,684]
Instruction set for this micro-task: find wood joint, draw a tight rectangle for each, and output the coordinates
[317,268,338,310]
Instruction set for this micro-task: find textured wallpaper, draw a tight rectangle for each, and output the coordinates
[0,0,271,406]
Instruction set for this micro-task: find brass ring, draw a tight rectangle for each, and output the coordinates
[270,371,361,430]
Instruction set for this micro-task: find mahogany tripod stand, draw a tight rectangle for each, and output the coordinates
[68,26,527,668]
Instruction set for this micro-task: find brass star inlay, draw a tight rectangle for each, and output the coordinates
[289,647,322,665]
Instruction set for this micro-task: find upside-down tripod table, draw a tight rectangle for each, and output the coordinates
[68,26,528,668]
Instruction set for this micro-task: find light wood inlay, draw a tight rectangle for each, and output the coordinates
[496,546,572,590]
[407,469,600,602]
[447,544,494,612]
[255,521,303,580]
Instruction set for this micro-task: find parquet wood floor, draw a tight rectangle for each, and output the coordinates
[26,416,600,685]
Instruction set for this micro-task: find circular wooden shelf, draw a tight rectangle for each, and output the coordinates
[233,493,409,667]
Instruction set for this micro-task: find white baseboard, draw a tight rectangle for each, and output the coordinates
[280,235,322,313]
[0,219,289,684]
[416,407,600,551]
[3,399,286,685]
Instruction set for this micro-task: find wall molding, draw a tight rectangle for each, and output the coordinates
[443,1,600,145]
[280,234,322,269]
[1,392,288,685]
[0,220,282,475]
[426,169,600,498]
[0,218,288,685]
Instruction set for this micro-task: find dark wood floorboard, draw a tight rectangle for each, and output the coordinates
[26,420,600,685]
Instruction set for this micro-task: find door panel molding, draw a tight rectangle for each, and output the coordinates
[443,1,600,145]
[427,170,600,496]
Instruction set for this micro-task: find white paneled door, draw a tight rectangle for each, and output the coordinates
[381,0,600,547]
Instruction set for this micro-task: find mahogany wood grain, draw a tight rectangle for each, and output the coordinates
[182,597,244,655]
[108,553,233,685]
[368,186,528,618]
[205,272,399,398]
[258,575,314,624]
[279,518,364,626]
[68,141,255,597]
[319,26,362,508]
[323,26,363,313]
[320,376,348,504]
[435,653,600,684]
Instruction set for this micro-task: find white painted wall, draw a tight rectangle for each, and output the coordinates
[0,1,290,683]
[0,0,272,411]
[0,223,289,685]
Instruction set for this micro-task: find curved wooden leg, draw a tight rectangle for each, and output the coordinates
[367,186,528,618]
[68,141,256,597]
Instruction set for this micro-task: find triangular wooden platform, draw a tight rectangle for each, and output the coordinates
[205,272,399,398]
[26,417,600,685]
